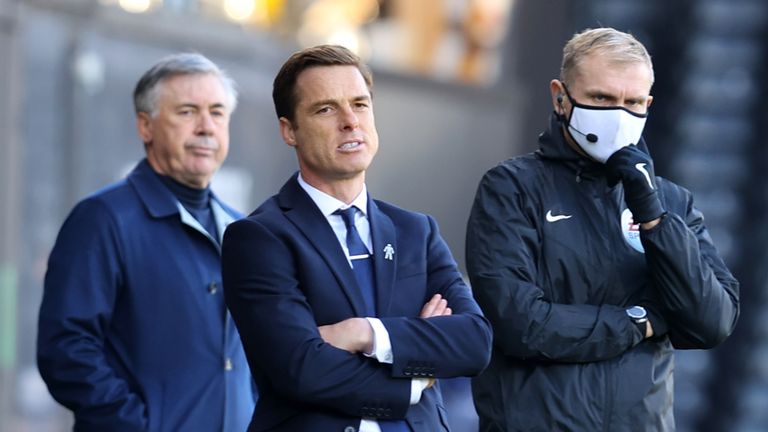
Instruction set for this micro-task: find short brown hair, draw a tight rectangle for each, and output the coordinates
[272,45,373,121]
[560,27,654,85]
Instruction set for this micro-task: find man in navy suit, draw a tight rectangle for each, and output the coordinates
[222,45,492,432]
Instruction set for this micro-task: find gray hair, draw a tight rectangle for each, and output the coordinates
[560,27,654,85]
[133,52,238,117]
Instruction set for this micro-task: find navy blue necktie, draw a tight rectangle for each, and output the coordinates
[336,208,411,432]
[335,207,376,316]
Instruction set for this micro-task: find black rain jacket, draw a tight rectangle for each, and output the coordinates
[466,113,740,432]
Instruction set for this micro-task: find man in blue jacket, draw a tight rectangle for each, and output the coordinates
[37,53,255,431]
[222,44,492,432]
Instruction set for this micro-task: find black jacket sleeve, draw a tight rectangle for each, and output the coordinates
[466,165,644,363]
[641,182,740,349]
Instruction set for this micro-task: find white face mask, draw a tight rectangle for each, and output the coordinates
[565,98,648,163]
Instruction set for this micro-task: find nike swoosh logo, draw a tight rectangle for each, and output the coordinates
[635,163,654,189]
[546,210,572,222]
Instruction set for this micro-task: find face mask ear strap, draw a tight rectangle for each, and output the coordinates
[561,83,578,105]
[555,81,571,122]
[556,97,568,122]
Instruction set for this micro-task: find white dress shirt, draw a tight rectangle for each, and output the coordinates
[297,174,428,431]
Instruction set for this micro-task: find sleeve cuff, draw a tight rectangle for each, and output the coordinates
[410,378,430,405]
[364,317,393,363]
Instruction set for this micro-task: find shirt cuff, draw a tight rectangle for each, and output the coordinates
[359,419,381,432]
[364,317,393,363]
[410,378,430,405]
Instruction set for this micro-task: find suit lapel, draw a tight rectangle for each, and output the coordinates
[368,198,397,316]
[279,175,368,316]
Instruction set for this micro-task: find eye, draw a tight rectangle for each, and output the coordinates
[316,106,333,115]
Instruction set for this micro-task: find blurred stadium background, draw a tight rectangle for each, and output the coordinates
[0,0,765,431]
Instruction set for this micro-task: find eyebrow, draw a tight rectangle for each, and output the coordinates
[176,102,227,110]
[584,90,617,100]
[306,95,371,111]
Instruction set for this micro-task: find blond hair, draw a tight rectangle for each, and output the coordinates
[560,27,654,85]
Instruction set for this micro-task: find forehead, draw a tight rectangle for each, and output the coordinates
[571,54,653,95]
[294,65,370,104]
[158,73,228,104]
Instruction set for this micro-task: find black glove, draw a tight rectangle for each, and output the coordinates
[605,145,665,223]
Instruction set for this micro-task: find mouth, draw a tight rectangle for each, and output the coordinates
[338,141,364,151]
[187,146,217,155]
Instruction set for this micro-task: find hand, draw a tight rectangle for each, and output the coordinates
[318,318,373,354]
[645,320,654,339]
[640,301,668,339]
[420,294,452,318]
[605,145,665,224]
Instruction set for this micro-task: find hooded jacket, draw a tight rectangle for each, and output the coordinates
[466,113,739,431]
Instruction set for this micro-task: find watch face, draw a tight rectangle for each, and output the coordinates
[627,306,647,319]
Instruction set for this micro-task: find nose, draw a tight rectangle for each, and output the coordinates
[339,105,359,131]
[196,112,215,135]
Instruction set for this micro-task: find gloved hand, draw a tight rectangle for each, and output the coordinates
[605,145,665,223]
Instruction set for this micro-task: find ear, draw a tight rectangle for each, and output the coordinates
[549,79,566,115]
[136,112,153,144]
[646,94,654,110]
[279,117,297,148]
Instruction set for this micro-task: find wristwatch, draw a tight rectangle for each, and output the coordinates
[626,305,648,336]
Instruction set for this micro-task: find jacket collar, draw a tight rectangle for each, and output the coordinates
[127,159,180,218]
[367,198,397,315]
[127,158,237,244]
[277,173,397,316]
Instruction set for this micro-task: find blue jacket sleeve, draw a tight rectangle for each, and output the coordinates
[381,215,492,378]
[222,218,413,418]
[37,199,148,431]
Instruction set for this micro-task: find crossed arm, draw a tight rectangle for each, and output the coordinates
[222,216,490,417]
[318,294,452,354]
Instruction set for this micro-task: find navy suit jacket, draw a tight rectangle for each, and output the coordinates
[222,174,492,432]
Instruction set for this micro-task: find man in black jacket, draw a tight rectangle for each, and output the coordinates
[466,27,739,431]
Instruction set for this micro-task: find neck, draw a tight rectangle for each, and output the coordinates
[157,173,211,209]
[146,155,210,189]
[300,171,365,204]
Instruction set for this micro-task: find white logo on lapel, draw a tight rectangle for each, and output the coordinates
[383,244,395,260]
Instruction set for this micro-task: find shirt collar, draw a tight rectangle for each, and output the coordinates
[297,173,368,217]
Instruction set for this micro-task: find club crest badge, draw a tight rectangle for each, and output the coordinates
[621,208,644,253]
